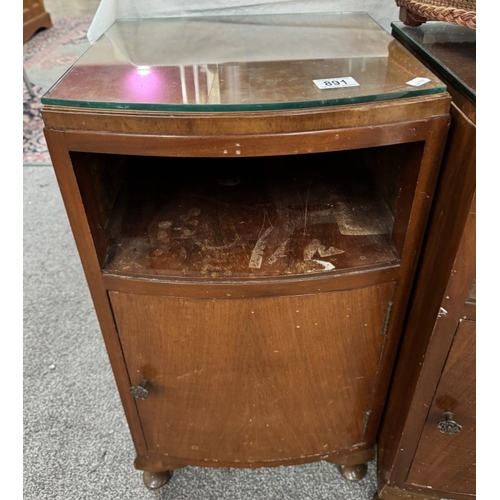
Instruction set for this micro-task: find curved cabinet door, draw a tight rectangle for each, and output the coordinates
[110,282,395,467]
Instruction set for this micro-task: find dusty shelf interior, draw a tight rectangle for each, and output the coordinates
[71,144,422,281]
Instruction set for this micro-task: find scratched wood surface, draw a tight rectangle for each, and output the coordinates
[102,152,399,280]
[110,281,395,467]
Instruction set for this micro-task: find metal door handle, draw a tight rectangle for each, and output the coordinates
[437,412,462,434]
[130,379,149,399]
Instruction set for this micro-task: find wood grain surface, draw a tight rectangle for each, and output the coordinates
[111,283,395,467]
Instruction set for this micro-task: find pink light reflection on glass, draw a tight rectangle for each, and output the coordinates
[124,65,165,103]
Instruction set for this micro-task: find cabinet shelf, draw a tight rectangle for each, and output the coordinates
[75,149,404,281]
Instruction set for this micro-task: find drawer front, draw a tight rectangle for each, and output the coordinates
[110,283,394,465]
[407,319,476,495]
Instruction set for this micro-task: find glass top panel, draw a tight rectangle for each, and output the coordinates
[42,12,446,112]
[391,21,475,101]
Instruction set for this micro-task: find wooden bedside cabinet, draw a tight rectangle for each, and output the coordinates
[41,13,450,491]
[376,21,476,500]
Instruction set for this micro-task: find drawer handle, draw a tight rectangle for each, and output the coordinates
[437,412,462,435]
[130,379,149,399]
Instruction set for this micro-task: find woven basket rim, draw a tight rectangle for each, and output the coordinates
[396,0,476,29]
[397,0,475,8]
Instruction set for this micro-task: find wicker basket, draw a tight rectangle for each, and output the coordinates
[396,0,476,29]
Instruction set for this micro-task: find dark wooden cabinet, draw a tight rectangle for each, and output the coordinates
[376,21,476,500]
[41,13,451,491]
[23,0,52,43]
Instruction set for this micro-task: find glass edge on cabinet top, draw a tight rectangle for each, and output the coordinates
[41,11,447,112]
[391,20,475,102]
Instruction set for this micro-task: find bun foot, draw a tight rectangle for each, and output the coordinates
[399,6,427,26]
[143,470,173,490]
[338,462,368,481]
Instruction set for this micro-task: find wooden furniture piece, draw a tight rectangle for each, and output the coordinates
[23,0,52,43]
[376,21,475,500]
[40,12,450,491]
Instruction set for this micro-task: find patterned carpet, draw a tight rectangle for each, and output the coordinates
[23,15,93,164]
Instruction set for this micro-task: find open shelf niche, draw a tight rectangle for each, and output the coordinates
[71,141,423,282]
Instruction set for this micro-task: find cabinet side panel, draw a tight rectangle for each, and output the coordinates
[43,129,149,455]
[71,152,126,265]
[377,104,475,484]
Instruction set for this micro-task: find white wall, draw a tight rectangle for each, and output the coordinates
[88,0,400,44]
